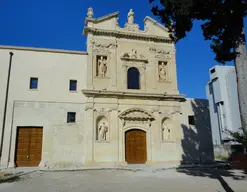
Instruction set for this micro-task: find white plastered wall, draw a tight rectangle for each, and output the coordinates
[0,47,87,168]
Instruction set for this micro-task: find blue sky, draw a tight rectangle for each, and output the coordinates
[0,0,242,99]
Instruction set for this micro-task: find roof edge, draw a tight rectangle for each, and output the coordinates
[85,12,119,24]
[144,16,170,33]
[0,45,88,55]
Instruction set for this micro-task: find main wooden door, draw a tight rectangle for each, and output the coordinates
[15,127,43,167]
[125,129,147,164]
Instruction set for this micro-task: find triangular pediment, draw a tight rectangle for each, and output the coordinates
[84,8,173,42]
[144,16,171,38]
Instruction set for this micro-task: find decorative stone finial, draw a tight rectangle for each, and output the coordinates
[87,7,94,18]
[128,9,134,24]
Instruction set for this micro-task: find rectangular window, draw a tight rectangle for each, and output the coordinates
[210,68,216,74]
[69,80,77,91]
[67,112,76,123]
[188,116,195,125]
[30,77,38,89]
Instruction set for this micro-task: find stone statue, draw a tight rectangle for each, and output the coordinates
[159,62,167,81]
[162,122,171,140]
[128,9,134,24]
[98,56,107,77]
[130,49,137,58]
[98,122,108,140]
[87,7,94,18]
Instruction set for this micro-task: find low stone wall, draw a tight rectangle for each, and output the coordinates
[214,144,244,160]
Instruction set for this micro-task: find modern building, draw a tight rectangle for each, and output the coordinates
[0,9,213,168]
[206,65,241,147]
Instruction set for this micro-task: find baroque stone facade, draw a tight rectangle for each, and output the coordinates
[0,9,214,168]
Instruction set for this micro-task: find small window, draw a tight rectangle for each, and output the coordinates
[30,77,38,89]
[188,116,195,125]
[127,67,140,89]
[69,80,77,91]
[67,112,76,123]
[210,68,216,74]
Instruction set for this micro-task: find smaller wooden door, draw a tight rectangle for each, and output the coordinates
[15,127,43,167]
[125,129,147,164]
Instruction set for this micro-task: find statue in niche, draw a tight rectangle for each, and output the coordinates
[159,61,168,81]
[98,122,108,141]
[162,122,171,140]
[97,56,107,77]
[128,9,134,24]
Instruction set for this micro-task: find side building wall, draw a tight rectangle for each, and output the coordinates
[206,65,241,158]
[181,98,214,164]
[0,46,88,168]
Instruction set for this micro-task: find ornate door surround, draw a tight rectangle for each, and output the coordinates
[119,108,154,165]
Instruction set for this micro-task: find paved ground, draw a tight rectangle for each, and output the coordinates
[0,169,246,192]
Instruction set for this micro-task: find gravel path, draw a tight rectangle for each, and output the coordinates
[0,169,246,192]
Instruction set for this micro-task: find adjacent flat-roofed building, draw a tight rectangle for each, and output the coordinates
[206,65,241,146]
[0,9,213,168]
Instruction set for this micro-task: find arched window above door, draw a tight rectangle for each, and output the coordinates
[127,67,140,89]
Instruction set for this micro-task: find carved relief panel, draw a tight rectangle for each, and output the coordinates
[91,41,117,79]
[149,46,173,83]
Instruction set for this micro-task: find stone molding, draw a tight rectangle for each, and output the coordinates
[84,27,173,43]
[149,47,171,55]
[92,41,118,49]
[82,89,185,101]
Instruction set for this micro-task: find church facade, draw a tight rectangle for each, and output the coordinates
[0,9,213,168]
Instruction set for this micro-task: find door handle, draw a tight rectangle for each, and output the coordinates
[27,155,29,159]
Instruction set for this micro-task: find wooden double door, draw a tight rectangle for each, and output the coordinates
[125,129,147,164]
[15,127,43,167]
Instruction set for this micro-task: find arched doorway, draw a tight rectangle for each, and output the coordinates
[125,129,147,164]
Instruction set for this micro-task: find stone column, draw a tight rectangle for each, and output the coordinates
[110,41,118,90]
[8,120,18,168]
[140,67,146,90]
[84,97,94,164]
[86,35,94,89]
[118,117,127,166]
[109,106,119,163]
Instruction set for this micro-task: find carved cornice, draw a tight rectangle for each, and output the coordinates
[155,54,172,60]
[82,89,186,101]
[92,41,118,49]
[149,47,171,55]
[84,27,173,43]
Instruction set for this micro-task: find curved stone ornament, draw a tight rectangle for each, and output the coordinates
[119,108,155,121]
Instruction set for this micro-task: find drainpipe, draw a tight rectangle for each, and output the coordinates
[0,52,14,159]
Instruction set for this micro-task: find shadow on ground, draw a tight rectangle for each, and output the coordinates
[0,176,21,184]
[178,99,247,192]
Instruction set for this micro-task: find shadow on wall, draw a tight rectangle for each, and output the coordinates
[178,99,247,192]
[181,98,214,164]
